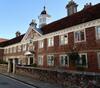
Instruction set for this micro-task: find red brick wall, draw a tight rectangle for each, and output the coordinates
[2,26,100,73]
[87,52,98,72]
[36,26,100,72]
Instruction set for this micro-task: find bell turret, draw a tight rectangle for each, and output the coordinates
[38,6,50,28]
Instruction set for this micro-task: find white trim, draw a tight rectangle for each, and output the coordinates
[95,26,100,40]
[60,54,69,67]
[47,37,54,47]
[38,55,43,66]
[59,34,68,45]
[2,19,100,49]
[74,29,86,43]
[21,26,42,42]
[36,19,100,41]
[38,40,44,48]
[47,54,54,66]
[79,53,88,68]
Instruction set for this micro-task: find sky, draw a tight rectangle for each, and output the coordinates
[0,0,99,39]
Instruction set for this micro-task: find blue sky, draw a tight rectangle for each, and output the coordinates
[0,0,99,39]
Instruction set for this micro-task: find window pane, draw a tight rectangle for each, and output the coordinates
[65,56,68,64]
[75,30,85,42]
[75,32,80,41]
[97,27,100,39]
[47,55,54,66]
[80,30,85,40]
[60,35,68,45]
[38,55,43,65]
[60,55,69,66]
[39,40,44,48]
[61,56,64,64]
[48,37,54,46]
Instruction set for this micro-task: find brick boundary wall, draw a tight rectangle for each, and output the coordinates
[16,66,100,87]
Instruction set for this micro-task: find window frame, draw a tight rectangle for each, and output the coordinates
[74,29,86,43]
[38,55,43,66]
[47,55,54,66]
[6,48,9,54]
[23,44,27,51]
[17,45,22,52]
[60,54,69,67]
[59,34,68,45]
[96,26,100,40]
[79,53,88,68]
[38,40,44,48]
[47,37,54,47]
[13,47,16,53]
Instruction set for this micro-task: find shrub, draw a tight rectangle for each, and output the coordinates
[0,60,8,64]
[31,63,37,67]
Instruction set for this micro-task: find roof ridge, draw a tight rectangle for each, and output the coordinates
[41,3,100,34]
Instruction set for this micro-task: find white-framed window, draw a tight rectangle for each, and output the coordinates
[96,26,100,40]
[4,49,6,54]
[60,34,68,45]
[38,40,44,48]
[97,52,100,68]
[78,53,88,67]
[60,54,69,66]
[6,48,9,54]
[74,29,85,42]
[18,45,21,52]
[9,48,12,53]
[8,48,10,54]
[47,55,54,66]
[48,37,54,47]
[38,55,43,66]
[23,44,27,51]
[13,47,16,53]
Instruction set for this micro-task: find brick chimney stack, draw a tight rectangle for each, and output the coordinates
[16,31,21,37]
[84,3,92,9]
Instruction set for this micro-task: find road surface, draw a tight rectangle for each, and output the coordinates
[0,74,36,88]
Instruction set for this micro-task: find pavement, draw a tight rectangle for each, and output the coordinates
[0,74,36,88]
[0,72,63,88]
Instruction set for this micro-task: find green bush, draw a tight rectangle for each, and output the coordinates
[0,60,8,64]
[31,63,37,67]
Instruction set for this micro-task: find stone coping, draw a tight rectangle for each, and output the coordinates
[16,66,100,76]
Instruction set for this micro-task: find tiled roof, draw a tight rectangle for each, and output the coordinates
[0,38,8,43]
[0,34,25,47]
[41,3,100,34]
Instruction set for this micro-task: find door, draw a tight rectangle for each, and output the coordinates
[30,57,33,65]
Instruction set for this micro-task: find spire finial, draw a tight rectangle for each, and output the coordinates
[44,6,46,10]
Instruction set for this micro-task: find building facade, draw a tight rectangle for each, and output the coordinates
[0,1,100,74]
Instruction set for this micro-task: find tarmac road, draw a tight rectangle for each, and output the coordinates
[0,74,36,88]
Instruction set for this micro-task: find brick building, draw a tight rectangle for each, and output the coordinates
[0,1,100,74]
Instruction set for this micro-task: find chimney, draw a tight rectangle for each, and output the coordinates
[16,31,21,37]
[84,3,92,9]
[29,19,37,28]
[66,0,78,16]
